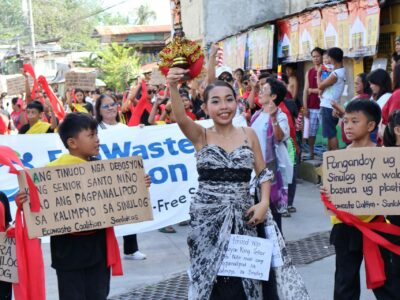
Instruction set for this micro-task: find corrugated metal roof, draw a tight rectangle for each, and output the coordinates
[94,25,171,36]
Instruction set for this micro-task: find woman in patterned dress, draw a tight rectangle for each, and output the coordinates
[167,68,274,300]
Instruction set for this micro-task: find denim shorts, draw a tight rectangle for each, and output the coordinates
[320,107,338,138]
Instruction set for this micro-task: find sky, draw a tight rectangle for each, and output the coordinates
[104,0,172,25]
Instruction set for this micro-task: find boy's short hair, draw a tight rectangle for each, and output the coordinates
[327,47,344,63]
[266,77,287,106]
[345,99,381,131]
[58,112,98,149]
[26,101,44,113]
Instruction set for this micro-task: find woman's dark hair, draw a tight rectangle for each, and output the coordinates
[59,112,97,149]
[11,97,19,106]
[95,94,120,124]
[285,63,297,71]
[203,80,236,103]
[345,99,381,131]
[311,47,325,56]
[74,88,86,103]
[367,68,392,100]
[392,52,400,64]
[356,73,372,96]
[384,110,400,146]
[234,68,245,77]
[266,77,287,106]
[393,64,400,91]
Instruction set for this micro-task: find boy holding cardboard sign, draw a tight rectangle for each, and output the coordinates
[321,100,396,299]
[17,113,151,300]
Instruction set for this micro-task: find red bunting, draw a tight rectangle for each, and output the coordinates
[38,76,66,121]
[106,228,123,275]
[321,193,400,289]
[23,64,44,104]
[0,202,5,232]
[0,146,45,300]
[128,80,153,127]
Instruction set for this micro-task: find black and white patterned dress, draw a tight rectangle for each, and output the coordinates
[187,135,273,300]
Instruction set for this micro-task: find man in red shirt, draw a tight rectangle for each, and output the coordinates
[303,47,324,159]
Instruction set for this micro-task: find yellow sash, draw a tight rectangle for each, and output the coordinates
[331,215,375,225]
[73,103,89,114]
[26,121,51,134]
[47,154,86,167]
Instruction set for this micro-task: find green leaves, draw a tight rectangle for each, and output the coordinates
[97,43,141,91]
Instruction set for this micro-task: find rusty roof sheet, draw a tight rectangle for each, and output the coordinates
[94,25,171,36]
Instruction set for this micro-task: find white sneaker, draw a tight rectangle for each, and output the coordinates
[125,251,147,260]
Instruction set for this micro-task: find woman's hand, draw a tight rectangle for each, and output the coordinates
[144,174,152,188]
[245,201,269,227]
[15,191,28,208]
[167,68,188,89]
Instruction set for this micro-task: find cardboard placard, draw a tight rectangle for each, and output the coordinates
[149,68,166,86]
[65,71,96,91]
[0,232,18,283]
[322,147,400,215]
[6,75,26,96]
[18,157,153,238]
[218,234,273,281]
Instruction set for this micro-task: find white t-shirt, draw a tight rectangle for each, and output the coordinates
[376,93,392,109]
[98,122,127,130]
[320,67,346,109]
[251,109,289,162]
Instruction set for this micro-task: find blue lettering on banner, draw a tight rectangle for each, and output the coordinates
[101,142,131,159]
[148,164,188,184]
[48,150,63,162]
[21,152,34,168]
[100,138,195,160]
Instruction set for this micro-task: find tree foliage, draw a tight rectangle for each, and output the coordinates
[134,4,156,25]
[97,43,141,91]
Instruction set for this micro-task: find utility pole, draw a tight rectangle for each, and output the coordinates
[26,0,36,65]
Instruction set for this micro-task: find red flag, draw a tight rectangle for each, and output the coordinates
[38,76,66,121]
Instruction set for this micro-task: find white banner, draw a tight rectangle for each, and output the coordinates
[0,117,247,237]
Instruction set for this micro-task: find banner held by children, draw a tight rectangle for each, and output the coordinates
[18,156,153,239]
[323,147,400,215]
[0,232,18,283]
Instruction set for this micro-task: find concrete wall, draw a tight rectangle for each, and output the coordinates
[181,0,204,41]
[203,0,287,43]
[289,0,321,15]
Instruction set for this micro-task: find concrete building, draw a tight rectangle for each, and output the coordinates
[180,0,400,104]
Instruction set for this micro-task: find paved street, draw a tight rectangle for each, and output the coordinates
[41,181,375,300]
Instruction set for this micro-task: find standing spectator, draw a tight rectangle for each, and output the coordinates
[11,97,27,131]
[233,68,245,95]
[66,88,94,115]
[395,36,400,55]
[382,64,400,126]
[0,95,11,135]
[367,69,392,109]
[95,94,147,260]
[317,47,346,150]
[285,63,299,100]
[303,47,324,159]
[251,77,291,232]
